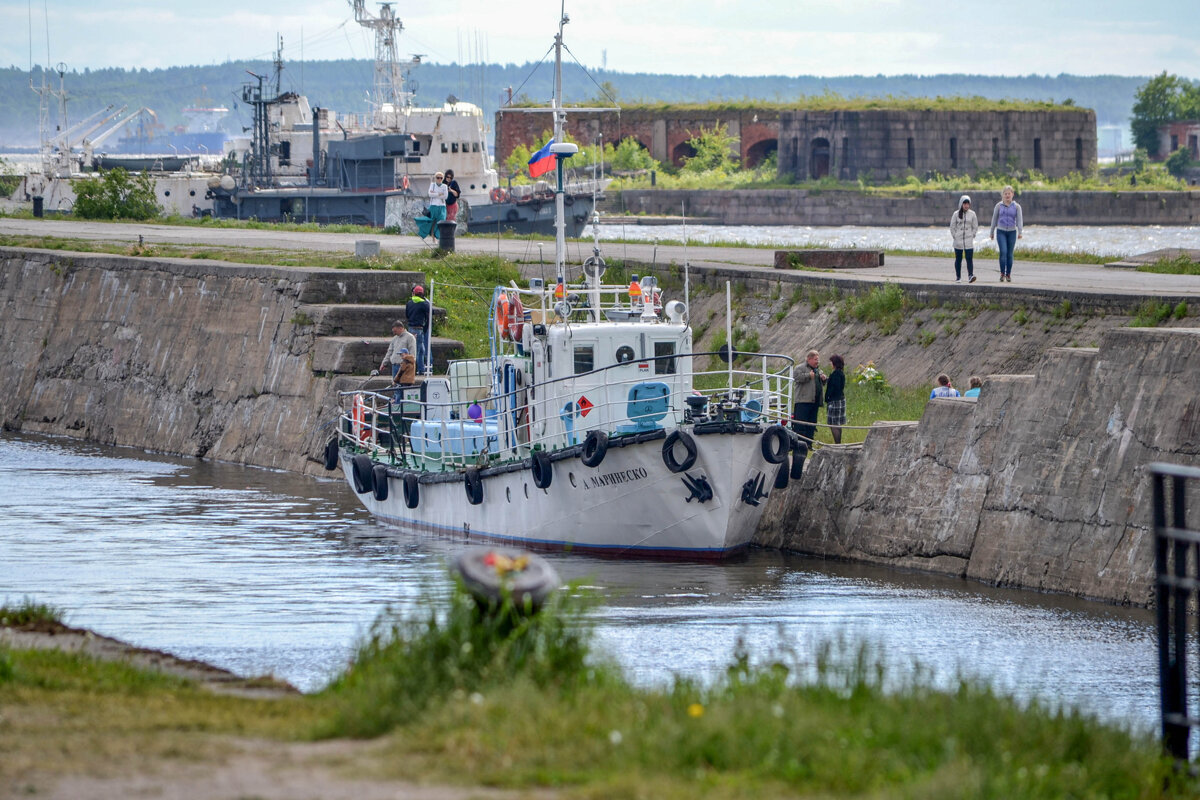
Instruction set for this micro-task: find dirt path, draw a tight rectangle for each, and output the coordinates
[1,623,556,800]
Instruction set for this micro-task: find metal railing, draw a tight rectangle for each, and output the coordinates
[1153,462,1200,761]
[337,351,794,471]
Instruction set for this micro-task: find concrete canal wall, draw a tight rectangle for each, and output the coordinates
[618,189,1200,227]
[756,327,1200,607]
[0,248,426,474]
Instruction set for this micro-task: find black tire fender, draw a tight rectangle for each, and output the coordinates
[323,437,339,471]
[403,472,420,509]
[351,454,375,494]
[372,465,389,501]
[465,467,484,505]
[581,430,609,468]
[774,461,790,490]
[662,430,698,474]
[505,208,521,222]
[453,547,560,611]
[531,450,553,489]
[761,425,790,464]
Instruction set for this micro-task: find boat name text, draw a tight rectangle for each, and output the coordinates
[584,467,649,490]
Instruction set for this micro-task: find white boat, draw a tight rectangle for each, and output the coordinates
[325,12,798,559]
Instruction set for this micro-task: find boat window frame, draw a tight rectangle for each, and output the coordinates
[654,341,677,375]
[573,343,595,375]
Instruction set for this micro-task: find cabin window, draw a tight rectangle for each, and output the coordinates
[473,143,480,152]
[452,142,459,153]
[573,345,594,374]
[615,345,635,364]
[462,142,469,152]
[654,341,677,374]
[441,143,448,153]
[279,141,291,166]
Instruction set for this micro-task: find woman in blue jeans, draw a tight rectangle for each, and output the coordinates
[989,185,1024,282]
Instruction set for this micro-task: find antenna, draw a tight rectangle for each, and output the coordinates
[349,0,406,115]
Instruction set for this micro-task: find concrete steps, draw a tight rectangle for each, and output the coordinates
[313,336,465,375]
[299,303,446,337]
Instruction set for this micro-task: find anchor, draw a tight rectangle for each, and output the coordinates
[681,472,713,503]
[741,472,768,506]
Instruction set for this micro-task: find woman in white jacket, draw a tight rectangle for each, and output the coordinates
[949,194,979,283]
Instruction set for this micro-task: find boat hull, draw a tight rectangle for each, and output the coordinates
[341,428,780,559]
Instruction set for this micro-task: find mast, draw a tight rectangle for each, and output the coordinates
[549,8,577,288]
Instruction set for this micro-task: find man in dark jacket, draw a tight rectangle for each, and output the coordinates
[406,285,431,376]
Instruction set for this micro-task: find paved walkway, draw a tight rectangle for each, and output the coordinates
[4,218,1199,298]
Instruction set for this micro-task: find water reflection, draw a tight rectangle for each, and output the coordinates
[0,433,1162,731]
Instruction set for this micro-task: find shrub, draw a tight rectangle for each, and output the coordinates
[1165,147,1193,179]
[72,168,161,220]
[851,361,890,392]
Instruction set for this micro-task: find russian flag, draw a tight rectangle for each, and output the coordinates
[527,139,558,178]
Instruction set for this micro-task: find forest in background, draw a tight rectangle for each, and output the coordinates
[0,60,1147,150]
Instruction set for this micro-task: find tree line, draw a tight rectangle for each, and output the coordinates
[0,62,1156,149]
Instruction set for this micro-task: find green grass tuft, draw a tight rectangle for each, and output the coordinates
[0,597,65,627]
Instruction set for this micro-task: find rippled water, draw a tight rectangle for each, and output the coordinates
[587,223,1199,258]
[0,433,1165,731]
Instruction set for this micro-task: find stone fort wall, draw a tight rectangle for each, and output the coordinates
[494,107,1096,180]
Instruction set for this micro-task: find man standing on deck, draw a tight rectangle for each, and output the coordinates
[406,285,431,376]
[376,320,416,383]
[791,349,826,478]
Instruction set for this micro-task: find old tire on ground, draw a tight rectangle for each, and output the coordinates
[402,473,420,509]
[662,430,698,474]
[465,467,484,505]
[531,450,553,489]
[452,546,560,612]
[351,454,375,495]
[372,465,389,501]
[761,426,790,464]
[323,437,339,471]
[581,430,609,468]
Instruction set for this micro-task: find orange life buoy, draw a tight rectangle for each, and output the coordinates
[496,292,511,340]
[351,394,367,445]
[401,174,410,191]
[490,187,505,203]
[506,295,525,341]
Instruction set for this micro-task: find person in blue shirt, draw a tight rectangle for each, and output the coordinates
[930,373,961,399]
[963,376,983,398]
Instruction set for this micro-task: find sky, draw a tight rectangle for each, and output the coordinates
[2,0,1198,78]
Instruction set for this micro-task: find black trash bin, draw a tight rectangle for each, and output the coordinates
[32,197,43,218]
[436,219,457,252]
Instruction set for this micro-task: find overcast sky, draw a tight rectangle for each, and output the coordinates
[3,0,1198,78]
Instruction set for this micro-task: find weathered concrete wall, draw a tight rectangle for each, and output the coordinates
[0,248,420,474]
[618,188,1200,226]
[779,109,1097,180]
[757,328,1200,606]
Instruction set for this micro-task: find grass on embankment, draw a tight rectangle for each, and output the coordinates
[1,591,1190,799]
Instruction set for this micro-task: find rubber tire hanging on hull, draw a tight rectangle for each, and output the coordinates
[372,465,389,501]
[402,473,420,509]
[761,426,790,464]
[581,431,609,468]
[351,454,375,494]
[323,437,339,471]
[531,450,553,489]
[774,461,790,489]
[662,430,698,474]
[465,468,484,505]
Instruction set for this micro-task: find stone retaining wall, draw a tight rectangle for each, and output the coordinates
[619,189,1200,226]
[756,328,1200,606]
[0,248,418,473]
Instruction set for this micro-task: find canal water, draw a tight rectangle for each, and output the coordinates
[587,223,1199,259]
[0,433,1163,732]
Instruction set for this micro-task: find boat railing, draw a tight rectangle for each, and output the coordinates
[336,351,793,471]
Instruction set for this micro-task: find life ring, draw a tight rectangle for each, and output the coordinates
[581,430,609,468]
[323,437,339,471]
[401,174,410,191]
[761,426,790,464]
[402,472,420,509]
[662,430,698,473]
[351,395,367,445]
[531,450,553,489]
[490,187,505,203]
[465,468,484,505]
[351,454,375,494]
[452,547,560,612]
[372,465,390,501]
[774,462,790,489]
[495,292,525,342]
